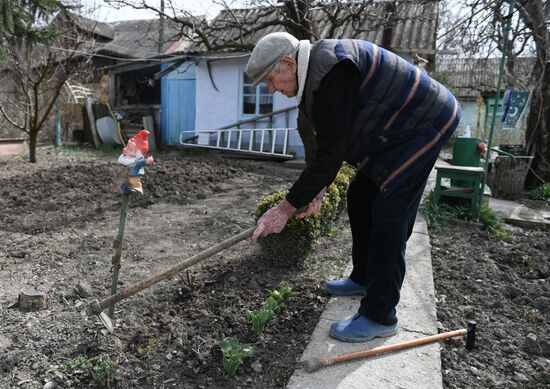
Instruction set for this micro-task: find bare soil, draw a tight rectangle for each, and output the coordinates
[431,219,550,388]
[0,147,351,389]
[1,146,548,388]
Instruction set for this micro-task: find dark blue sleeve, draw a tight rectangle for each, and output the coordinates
[286,60,360,208]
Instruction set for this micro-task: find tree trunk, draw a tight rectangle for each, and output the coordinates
[29,130,38,163]
[525,64,550,186]
[517,0,550,186]
[492,156,534,200]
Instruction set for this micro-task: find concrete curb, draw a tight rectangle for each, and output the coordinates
[286,215,443,389]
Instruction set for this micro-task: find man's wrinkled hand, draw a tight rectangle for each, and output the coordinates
[252,201,295,240]
[297,187,326,219]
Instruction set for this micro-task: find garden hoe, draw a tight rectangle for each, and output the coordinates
[302,321,477,372]
[86,225,257,332]
[87,204,307,332]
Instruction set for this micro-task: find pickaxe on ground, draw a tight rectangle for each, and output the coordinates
[302,321,477,372]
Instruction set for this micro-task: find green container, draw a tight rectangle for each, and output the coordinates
[452,137,482,167]
[452,137,482,187]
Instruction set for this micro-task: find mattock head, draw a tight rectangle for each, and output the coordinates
[466,320,476,350]
[86,299,114,333]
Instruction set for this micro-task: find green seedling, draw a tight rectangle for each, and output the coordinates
[219,338,260,376]
[137,338,157,354]
[65,355,93,374]
[248,284,298,336]
[64,355,118,387]
[248,308,274,336]
[93,358,118,387]
[276,283,298,301]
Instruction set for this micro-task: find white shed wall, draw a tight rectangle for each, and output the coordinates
[195,57,303,158]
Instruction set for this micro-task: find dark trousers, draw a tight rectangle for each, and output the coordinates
[347,169,430,325]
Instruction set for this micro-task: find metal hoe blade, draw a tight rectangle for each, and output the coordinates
[99,311,114,333]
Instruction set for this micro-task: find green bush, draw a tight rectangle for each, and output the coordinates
[254,164,356,261]
[331,162,356,212]
[256,189,314,260]
[528,182,550,205]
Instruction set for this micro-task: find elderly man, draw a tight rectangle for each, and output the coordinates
[247,32,460,342]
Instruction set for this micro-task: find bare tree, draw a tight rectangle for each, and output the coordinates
[439,0,550,185]
[0,3,94,162]
[105,0,425,49]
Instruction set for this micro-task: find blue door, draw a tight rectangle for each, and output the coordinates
[161,62,196,145]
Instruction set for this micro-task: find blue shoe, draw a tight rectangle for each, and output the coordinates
[325,278,367,296]
[329,313,398,342]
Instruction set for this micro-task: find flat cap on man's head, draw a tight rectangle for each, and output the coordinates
[245,32,299,86]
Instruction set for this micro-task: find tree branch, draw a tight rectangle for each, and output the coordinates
[0,105,26,132]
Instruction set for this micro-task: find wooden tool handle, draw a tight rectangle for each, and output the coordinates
[321,329,467,367]
[92,226,256,313]
[89,204,307,315]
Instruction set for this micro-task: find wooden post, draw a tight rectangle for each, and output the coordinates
[110,194,129,318]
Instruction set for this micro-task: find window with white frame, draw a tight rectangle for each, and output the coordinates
[242,72,273,116]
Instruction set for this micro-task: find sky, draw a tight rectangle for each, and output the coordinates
[77,0,247,22]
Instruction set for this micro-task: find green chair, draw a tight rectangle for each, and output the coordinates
[433,137,486,218]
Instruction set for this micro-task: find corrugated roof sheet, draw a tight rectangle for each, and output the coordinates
[53,11,115,40]
[189,0,438,54]
[434,57,535,98]
[98,19,183,59]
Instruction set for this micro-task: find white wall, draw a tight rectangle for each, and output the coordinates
[195,57,303,157]
[196,57,242,132]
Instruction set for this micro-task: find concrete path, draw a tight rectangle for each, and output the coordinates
[284,160,548,389]
[286,215,443,389]
[489,198,550,226]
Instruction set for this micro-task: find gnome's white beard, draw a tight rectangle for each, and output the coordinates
[117,150,143,166]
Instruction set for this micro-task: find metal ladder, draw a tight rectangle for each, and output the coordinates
[179,106,298,160]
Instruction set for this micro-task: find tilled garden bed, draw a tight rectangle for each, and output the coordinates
[431,220,550,388]
[0,148,351,388]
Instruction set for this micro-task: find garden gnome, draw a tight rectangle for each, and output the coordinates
[114,129,154,195]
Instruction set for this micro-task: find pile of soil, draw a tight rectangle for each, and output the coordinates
[0,148,351,389]
[431,220,550,388]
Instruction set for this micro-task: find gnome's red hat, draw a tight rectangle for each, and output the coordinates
[131,129,150,156]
